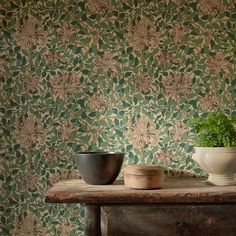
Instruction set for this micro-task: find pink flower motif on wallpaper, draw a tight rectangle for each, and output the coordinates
[0,56,6,77]
[57,23,77,43]
[173,0,181,6]
[126,116,159,149]
[0,158,4,171]
[207,53,231,76]
[149,27,161,48]
[12,214,48,236]
[166,169,196,178]
[156,150,174,166]
[220,91,233,108]
[156,51,174,67]
[172,25,188,44]
[0,0,14,9]
[62,0,70,5]
[49,171,68,187]
[44,50,61,66]
[49,169,80,187]
[56,220,77,236]
[94,51,118,74]
[201,31,212,48]
[14,16,48,49]
[49,173,66,187]
[127,17,160,51]
[162,72,192,101]
[199,0,220,14]
[171,122,189,142]
[43,148,60,165]
[21,74,43,94]
[135,76,156,93]
[58,121,77,141]
[0,82,8,103]
[87,0,109,13]
[198,93,222,111]
[87,92,106,112]
[21,171,39,190]
[50,72,79,100]
[14,115,47,149]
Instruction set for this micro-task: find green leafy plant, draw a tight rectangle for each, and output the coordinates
[187,112,236,147]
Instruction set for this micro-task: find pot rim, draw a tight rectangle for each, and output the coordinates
[194,147,236,153]
[124,164,164,175]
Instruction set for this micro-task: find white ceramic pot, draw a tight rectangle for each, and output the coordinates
[193,147,236,186]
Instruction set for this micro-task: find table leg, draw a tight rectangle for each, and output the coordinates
[84,204,101,236]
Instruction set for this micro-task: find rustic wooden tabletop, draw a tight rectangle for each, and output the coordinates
[45,177,236,204]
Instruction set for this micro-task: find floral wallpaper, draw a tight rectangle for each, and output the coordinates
[1,0,235,235]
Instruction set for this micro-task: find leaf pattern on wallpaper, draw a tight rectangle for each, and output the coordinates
[1,0,236,235]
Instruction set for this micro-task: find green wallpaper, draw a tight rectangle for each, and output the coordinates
[1,0,236,235]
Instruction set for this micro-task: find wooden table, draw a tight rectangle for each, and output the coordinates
[45,178,236,236]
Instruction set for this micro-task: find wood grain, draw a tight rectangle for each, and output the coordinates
[84,204,101,236]
[101,204,236,236]
[45,178,236,204]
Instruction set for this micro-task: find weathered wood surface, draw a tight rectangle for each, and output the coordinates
[45,178,236,204]
[84,205,101,236]
[101,204,236,236]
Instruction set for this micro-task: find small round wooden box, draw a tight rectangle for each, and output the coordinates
[123,164,164,189]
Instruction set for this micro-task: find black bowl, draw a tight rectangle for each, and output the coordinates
[74,152,125,185]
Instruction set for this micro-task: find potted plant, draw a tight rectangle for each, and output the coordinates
[187,111,236,185]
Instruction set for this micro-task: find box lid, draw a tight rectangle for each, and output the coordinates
[123,164,164,176]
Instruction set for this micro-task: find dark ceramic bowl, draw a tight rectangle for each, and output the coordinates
[74,152,125,185]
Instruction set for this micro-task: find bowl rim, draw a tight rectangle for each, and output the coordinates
[75,151,125,155]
